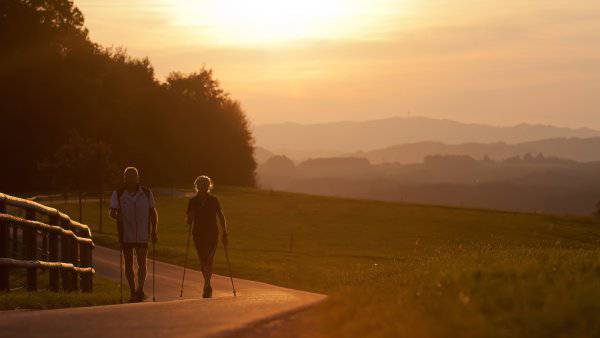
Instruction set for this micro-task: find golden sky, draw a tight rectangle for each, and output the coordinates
[76,0,600,128]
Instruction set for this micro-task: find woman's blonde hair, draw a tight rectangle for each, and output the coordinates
[194,175,214,192]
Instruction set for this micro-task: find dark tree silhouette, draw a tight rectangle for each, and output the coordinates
[164,69,256,186]
[39,131,118,222]
[1,0,256,192]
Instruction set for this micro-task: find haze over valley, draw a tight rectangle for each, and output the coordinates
[255,116,600,215]
[254,116,600,163]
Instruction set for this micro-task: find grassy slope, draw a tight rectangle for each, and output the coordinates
[1,206,122,310]
[0,272,121,310]
[65,187,600,338]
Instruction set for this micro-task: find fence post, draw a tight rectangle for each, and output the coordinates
[89,244,94,292]
[42,226,49,261]
[80,243,93,292]
[10,218,17,259]
[0,215,9,292]
[48,215,60,292]
[61,219,73,291]
[24,209,37,291]
[71,231,79,291]
[0,200,9,293]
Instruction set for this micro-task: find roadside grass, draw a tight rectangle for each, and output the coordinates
[0,271,121,310]
[61,186,600,337]
[311,248,600,338]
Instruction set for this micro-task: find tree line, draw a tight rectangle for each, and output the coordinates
[0,0,256,193]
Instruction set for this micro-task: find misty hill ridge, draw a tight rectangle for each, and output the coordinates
[348,137,600,164]
[254,116,600,153]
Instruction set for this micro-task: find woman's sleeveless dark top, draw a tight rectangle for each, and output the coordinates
[187,194,221,238]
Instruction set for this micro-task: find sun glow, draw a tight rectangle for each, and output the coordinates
[169,0,401,45]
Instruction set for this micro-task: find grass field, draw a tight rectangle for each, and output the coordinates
[63,187,600,338]
[0,271,121,310]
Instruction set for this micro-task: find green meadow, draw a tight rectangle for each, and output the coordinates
[65,187,600,338]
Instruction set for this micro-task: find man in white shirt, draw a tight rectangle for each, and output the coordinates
[110,167,158,302]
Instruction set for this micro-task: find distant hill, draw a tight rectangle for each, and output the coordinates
[257,154,600,215]
[254,117,600,158]
[349,137,600,164]
[254,146,275,164]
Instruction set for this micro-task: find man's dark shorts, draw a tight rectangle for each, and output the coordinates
[122,243,148,250]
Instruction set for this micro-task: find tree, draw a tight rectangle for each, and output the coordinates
[1,1,256,192]
[39,131,118,223]
[165,68,256,187]
[1,0,93,192]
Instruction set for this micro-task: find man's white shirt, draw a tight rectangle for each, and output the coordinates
[110,187,155,243]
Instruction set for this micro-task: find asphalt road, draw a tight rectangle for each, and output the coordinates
[0,246,325,338]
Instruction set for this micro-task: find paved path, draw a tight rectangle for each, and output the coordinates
[0,246,325,338]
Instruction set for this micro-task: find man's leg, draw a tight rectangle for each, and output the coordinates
[122,247,136,295]
[135,245,148,296]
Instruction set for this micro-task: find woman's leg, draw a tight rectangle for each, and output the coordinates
[194,237,210,288]
[195,236,217,297]
[202,257,213,287]
[203,243,217,288]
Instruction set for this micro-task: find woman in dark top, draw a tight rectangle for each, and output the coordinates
[186,175,228,298]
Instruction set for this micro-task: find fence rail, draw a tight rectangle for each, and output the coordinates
[0,193,95,292]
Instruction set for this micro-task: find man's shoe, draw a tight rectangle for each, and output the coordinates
[128,291,139,303]
[137,290,148,301]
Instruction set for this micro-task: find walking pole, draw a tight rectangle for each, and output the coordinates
[223,242,237,297]
[119,247,124,304]
[152,239,156,302]
[179,223,193,298]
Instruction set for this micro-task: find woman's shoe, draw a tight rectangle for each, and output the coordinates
[203,285,212,298]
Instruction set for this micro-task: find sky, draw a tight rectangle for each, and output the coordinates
[76,0,600,128]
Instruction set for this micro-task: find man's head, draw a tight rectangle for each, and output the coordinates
[194,175,213,193]
[123,167,140,187]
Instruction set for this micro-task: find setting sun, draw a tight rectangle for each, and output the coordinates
[169,0,400,44]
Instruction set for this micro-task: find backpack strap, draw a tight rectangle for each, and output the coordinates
[116,187,125,209]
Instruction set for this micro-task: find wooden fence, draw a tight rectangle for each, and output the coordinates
[0,193,95,292]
